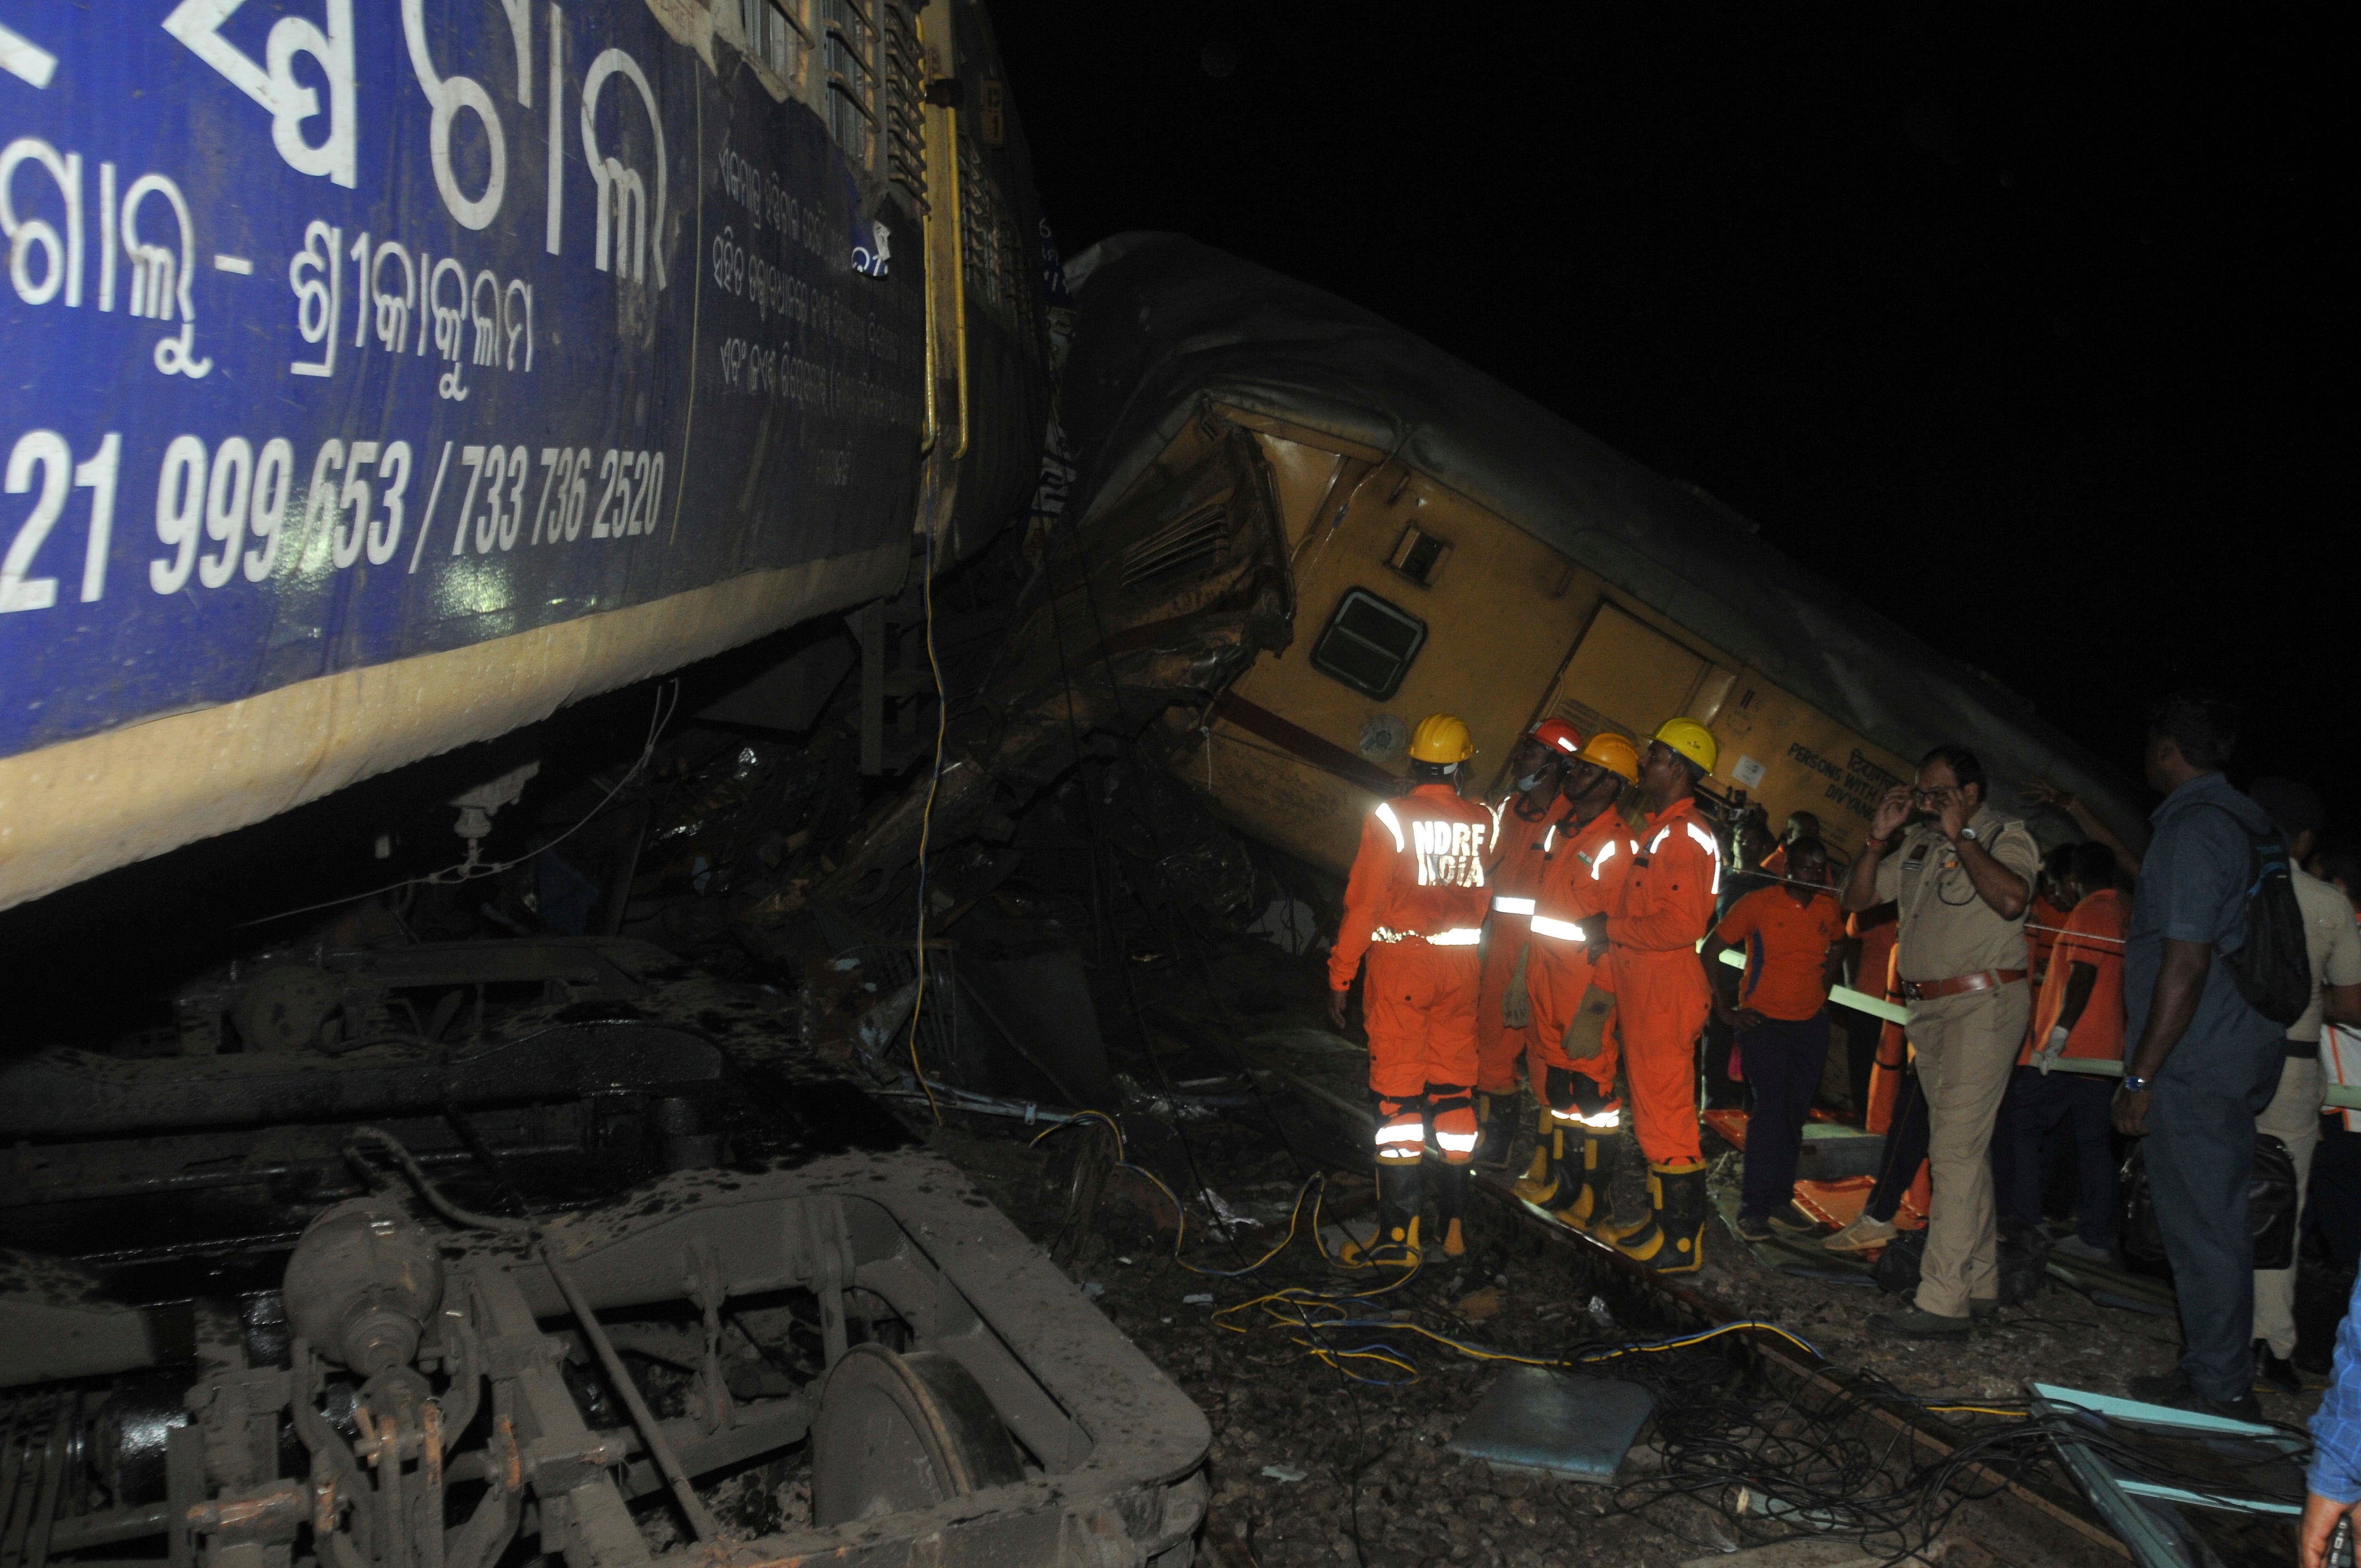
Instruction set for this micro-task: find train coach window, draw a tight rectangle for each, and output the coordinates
[741,0,809,87]
[1311,589,1427,700]
[823,0,879,168]
[882,3,927,205]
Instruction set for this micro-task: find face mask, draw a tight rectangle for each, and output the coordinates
[1517,770,1548,793]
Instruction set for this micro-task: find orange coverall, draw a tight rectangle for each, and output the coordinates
[1525,807,1637,1115]
[1476,793,1571,1095]
[1605,798,1721,1164]
[1330,783,1493,1161]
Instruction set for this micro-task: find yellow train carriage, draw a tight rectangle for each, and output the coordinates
[1053,233,2142,874]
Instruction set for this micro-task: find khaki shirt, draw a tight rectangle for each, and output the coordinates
[2289,868,2361,1042]
[1874,804,2040,982]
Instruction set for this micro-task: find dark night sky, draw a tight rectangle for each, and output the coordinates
[992,6,2348,832]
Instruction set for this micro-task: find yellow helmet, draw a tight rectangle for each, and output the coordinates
[1573,732,1641,785]
[1408,713,1475,765]
[1651,717,1720,776]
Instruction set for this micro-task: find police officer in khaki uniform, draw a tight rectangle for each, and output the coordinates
[1843,744,2039,1339]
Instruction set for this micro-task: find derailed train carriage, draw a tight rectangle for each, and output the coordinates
[846,230,2145,901]
[0,6,1212,1566]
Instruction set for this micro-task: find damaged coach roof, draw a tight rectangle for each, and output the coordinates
[1059,231,2146,851]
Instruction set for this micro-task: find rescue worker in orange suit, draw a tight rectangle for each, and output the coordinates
[1510,733,1641,1233]
[1586,718,1725,1272]
[1474,718,1584,1168]
[1327,714,1493,1265]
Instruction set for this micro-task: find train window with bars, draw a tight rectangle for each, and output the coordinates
[958,136,1032,339]
[881,3,926,205]
[739,0,809,88]
[822,0,877,167]
[1310,589,1428,700]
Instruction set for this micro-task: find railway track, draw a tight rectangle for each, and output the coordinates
[1276,1063,2134,1562]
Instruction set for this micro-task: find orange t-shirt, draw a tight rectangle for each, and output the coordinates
[1714,885,1847,1022]
[2021,888,2127,1064]
[2027,895,2066,983]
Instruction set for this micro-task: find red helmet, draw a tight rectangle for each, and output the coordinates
[1528,717,1584,756]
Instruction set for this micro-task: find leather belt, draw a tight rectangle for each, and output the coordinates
[1897,968,2026,1002]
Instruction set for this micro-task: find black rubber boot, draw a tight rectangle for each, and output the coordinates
[1615,1159,1708,1274]
[1338,1159,1424,1268]
[1433,1160,1471,1256]
[1553,1133,1620,1234]
[1510,1111,1564,1206]
[1471,1093,1518,1172]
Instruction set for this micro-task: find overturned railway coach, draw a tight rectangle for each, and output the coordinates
[0,0,1053,912]
[1027,233,2144,874]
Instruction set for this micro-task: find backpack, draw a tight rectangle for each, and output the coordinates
[2212,807,2311,1028]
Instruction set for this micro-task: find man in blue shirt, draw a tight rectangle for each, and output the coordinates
[2112,690,2286,1420]
[2304,1269,2361,1566]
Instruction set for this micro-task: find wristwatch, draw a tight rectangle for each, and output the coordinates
[2122,1074,2152,1093]
[1957,825,1981,843]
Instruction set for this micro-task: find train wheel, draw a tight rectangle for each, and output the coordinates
[809,1343,1026,1526]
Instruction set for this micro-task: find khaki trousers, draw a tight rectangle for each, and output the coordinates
[2255,1055,2322,1358]
[1906,982,2033,1319]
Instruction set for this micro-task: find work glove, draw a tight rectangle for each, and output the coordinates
[1502,944,1532,1029]
[1560,984,1616,1061]
[2034,1025,2070,1075]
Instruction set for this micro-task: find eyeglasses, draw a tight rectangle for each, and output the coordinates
[1911,787,1957,805]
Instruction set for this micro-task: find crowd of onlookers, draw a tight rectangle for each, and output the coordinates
[1710,694,2361,1444]
[1702,690,2361,1560]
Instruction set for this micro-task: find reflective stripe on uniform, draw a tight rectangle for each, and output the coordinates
[1374,801,1405,853]
[1492,895,1536,914]
[1685,820,1722,894]
[1374,1120,1424,1146]
[1590,838,1620,880]
[1530,914,1587,941]
[1548,1105,1621,1129]
[1434,1129,1479,1153]
[1371,926,1482,945]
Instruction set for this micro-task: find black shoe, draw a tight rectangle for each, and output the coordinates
[1734,1214,1776,1244]
[2255,1342,2303,1397]
[1868,1306,1971,1340]
[1769,1201,1818,1233]
[2125,1368,2262,1424]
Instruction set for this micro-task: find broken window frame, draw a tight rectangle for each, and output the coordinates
[1385,523,1452,588]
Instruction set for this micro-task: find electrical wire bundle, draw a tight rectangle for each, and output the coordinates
[1596,1346,2053,1562]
